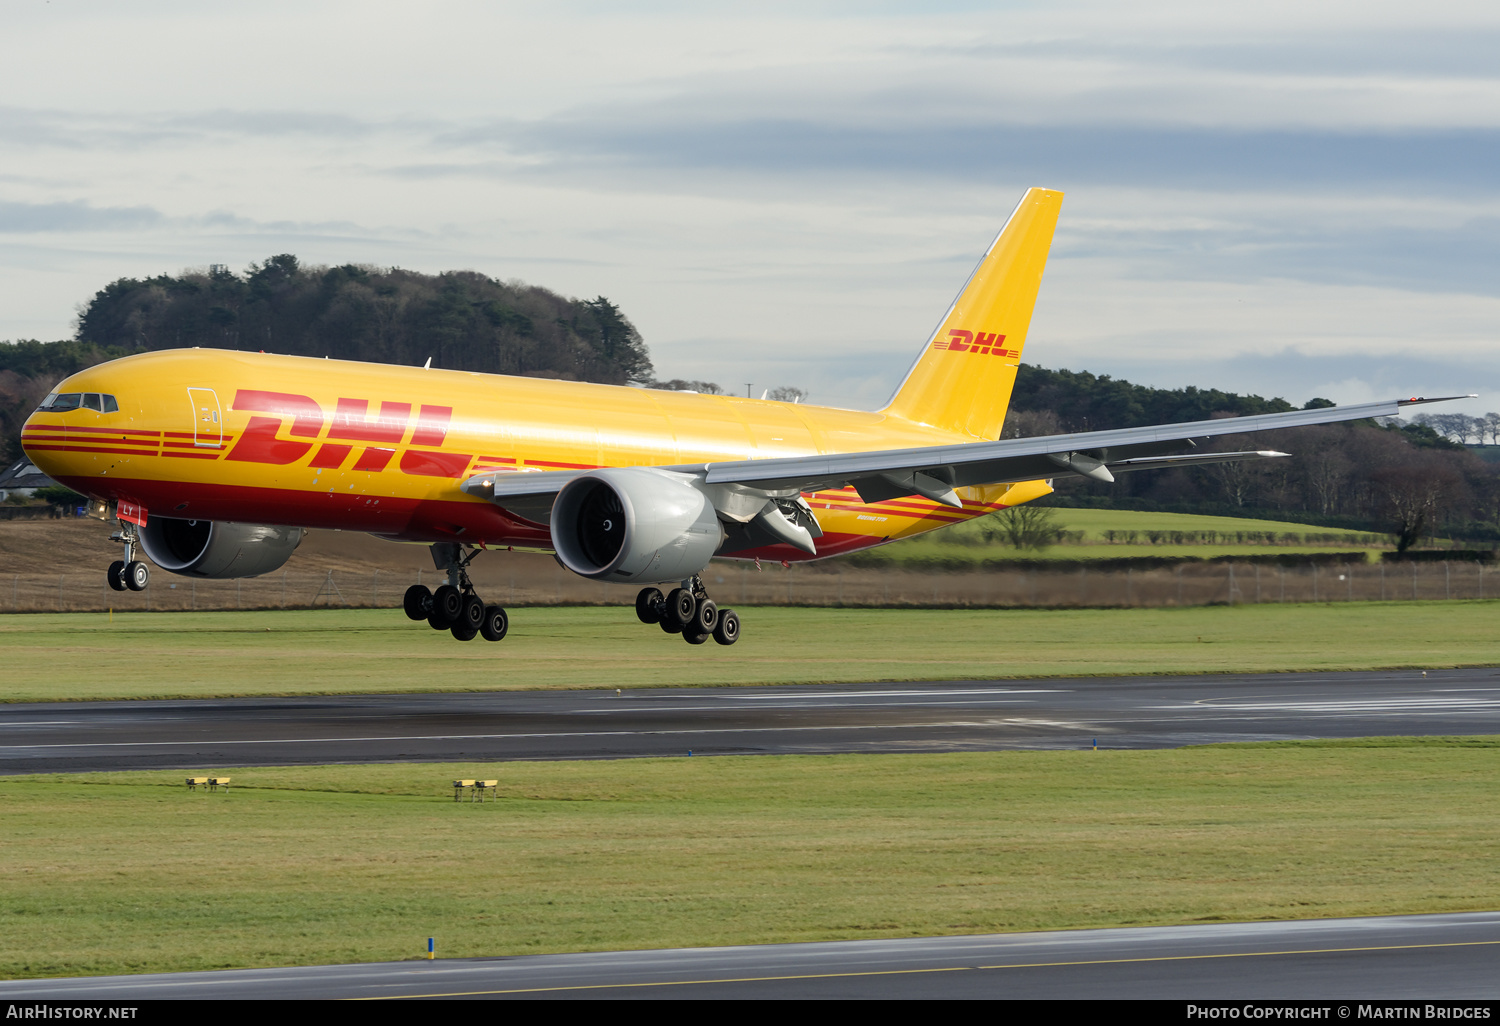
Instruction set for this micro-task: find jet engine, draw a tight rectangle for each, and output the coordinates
[138,518,306,578]
[551,468,724,583]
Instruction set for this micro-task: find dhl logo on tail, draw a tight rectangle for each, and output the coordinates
[931,329,1019,359]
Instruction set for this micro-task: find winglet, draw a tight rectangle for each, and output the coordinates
[1396,394,1478,406]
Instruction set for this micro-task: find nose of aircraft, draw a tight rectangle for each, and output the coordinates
[20,408,59,477]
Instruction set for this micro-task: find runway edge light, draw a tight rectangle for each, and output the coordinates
[428,937,434,960]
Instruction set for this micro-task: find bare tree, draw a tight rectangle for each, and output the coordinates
[651,379,723,394]
[985,505,1065,549]
[767,386,807,403]
[1368,464,1462,551]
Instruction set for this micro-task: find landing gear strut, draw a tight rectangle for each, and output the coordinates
[106,521,150,592]
[404,543,509,643]
[635,575,740,646]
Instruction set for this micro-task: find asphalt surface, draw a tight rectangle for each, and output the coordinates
[2,667,1499,773]
[4,671,1499,1000]
[2,912,1497,999]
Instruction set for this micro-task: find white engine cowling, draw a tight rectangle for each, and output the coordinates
[139,518,305,579]
[551,468,724,583]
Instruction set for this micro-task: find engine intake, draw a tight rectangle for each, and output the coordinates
[551,468,723,583]
[139,518,305,579]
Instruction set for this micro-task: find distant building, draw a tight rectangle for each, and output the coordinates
[0,459,58,503]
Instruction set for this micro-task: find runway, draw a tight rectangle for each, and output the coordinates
[2,667,1499,773]
[1,911,1497,999]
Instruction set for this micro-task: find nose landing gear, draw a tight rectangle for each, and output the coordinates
[635,577,740,646]
[106,522,150,592]
[405,543,510,642]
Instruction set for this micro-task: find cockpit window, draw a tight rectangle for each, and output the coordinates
[39,392,82,411]
[36,392,118,413]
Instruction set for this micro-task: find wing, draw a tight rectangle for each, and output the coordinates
[461,394,1471,521]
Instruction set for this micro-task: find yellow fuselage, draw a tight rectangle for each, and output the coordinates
[22,349,1048,560]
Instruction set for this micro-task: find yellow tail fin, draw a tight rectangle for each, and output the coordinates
[883,187,1063,440]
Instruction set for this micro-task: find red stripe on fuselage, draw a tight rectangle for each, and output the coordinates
[43,475,554,546]
[21,424,162,437]
[22,443,160,457]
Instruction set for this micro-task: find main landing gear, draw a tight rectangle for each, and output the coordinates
[106,521,150,593]
[403,542,509,642]
[634,576,740,646]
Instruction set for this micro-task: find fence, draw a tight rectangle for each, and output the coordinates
[2,559,1493,613]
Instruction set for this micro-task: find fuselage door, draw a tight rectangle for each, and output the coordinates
[188,388,223,448]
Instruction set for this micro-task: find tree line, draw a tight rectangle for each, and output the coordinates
[1411,412,1500,446]
[3,256,667,464]
[1005,366,1499,549]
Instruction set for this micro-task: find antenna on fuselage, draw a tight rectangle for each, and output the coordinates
[423,357,432,369]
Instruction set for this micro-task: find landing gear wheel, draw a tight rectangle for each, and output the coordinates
[480,605,509,642]
[635,587,664,624]
[683,626,711,645]
[107,561,127,592]
[403,584,432,621]
[692,598,718,635]
[713,608,740,646]
[431,584,462,626]
[125,561,149,592]
[666,587,695,627]
[450,622,478,641]
[659,617,683,635]
[458,594,486,633]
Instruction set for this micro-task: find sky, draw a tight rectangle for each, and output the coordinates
[1,0,1497,415]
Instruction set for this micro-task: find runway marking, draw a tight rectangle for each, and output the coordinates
[725,689,1066,700]
[1191,698,1500,712]
[0,719,1099,752]
[366,938,1500,998]
[604,700,1049,712]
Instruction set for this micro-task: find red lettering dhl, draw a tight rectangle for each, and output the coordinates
[399,449,471,478]
[946,329,972,351]
[223,393,470,474]
[329,398,411,443]
[411,405,452,446]
[226,390,324,464]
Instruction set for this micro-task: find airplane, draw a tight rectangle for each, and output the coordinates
[20,187,1468,645]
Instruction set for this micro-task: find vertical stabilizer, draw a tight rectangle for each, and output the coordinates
[883,187,1062,440]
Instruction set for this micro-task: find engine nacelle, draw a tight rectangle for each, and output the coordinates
[551,468,724,583]
[139,518,305,579]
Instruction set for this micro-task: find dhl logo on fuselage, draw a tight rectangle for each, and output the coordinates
[931,329,1019,359]
[227,390,474,478]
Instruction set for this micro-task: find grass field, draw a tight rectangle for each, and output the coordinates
[852,506,1388,565]
[2,739,1498,979]
[1,602,1498,703]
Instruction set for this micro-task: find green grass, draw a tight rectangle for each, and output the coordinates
[854,540,1380,563]
[1044,507,1385,542]
[1,602,1498,703]
[3,740,1498,979]
[851,506,1387,565]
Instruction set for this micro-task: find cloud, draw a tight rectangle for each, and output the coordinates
[0,200,164,233]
